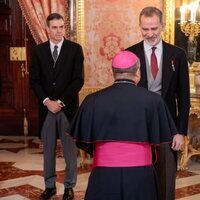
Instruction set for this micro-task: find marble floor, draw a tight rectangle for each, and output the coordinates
[0,136,200,200]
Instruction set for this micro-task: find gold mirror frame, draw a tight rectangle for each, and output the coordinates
[163,0,175,44]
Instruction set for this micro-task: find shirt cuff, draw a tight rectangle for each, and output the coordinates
[57,99,66,107]
[43,97,50,106]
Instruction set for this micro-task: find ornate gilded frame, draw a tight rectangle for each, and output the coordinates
[76,0,85,47]
[163,0,175,44]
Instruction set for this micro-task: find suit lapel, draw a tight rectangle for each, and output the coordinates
[44,42,55,75]
[54,39,68,74]
[137,42,148,89]
[161,42,174,98]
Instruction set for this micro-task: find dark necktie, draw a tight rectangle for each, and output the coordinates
[151,47,158,79]
[53,45,58,61]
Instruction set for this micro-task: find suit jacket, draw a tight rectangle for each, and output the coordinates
[127,41,190,135]
[67,82,177,155]
[30,39,84,138]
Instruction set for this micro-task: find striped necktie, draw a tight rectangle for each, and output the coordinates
[53,45,58,61]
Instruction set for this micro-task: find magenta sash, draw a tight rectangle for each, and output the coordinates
[93,142,152,167]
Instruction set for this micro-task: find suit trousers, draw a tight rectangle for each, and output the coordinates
[154,144,176,200]
[41,111,77,189]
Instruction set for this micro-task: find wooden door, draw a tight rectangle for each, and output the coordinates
[0,0,38,136]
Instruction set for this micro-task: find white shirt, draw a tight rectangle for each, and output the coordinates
[143,40,163,69]
[49,38,64,57]
[43,38,65,106]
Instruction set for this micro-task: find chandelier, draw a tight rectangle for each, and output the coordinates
[180,0,200,42]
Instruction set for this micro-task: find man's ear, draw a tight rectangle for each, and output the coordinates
[135,68,141,84]
[162,22,166,32]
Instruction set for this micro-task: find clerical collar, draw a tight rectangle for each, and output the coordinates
[114,79,136,85]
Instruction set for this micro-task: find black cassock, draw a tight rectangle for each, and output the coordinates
[67,81,177,200]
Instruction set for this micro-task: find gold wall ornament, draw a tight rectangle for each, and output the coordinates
[10,47,26,61]
[180,21,200,41]
[179,1,200,42]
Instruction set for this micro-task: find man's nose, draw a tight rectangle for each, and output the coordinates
[146,30,154,37]
[57,28,62,32]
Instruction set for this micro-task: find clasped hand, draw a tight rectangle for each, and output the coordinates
[45,100,63,113]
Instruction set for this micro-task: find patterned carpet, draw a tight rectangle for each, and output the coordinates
[0,136,200,200]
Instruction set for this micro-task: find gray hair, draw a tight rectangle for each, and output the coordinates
[139,7,163,25]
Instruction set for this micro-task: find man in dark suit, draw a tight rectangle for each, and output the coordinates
[30,13,84,200]
[127,6,190,200]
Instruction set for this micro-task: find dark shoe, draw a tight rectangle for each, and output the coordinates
[40,188,56,200]
[63,188,74,200]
